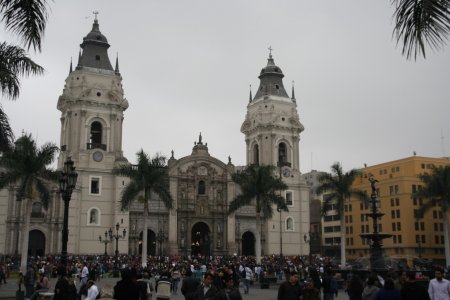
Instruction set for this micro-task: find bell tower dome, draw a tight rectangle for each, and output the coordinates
[241,51,304,173]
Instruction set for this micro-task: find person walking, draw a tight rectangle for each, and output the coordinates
[347,275,364,300]
[401,272,430,300]
[277,271,303,300]
[193,272,218,300]
[322,270,338,300]
[374,278,401,300]
[428,268,450,300]
[113,268,140,300]
[24,264,36,300]
[242,265,253,294]
[84,280,99,300]
[215,276,243,300]
[362,275,380,300]
[181,269,200,300]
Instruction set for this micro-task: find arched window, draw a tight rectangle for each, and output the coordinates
[278,142,287,163]
[198,181,206,195]
[88,208,100,225]
[286,217,294,231]
[31,202,43,218]
[253,144,259,165]
[90,121,102,144]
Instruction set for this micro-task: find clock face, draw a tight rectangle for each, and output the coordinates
[93,151,103,162]
[282,166,291,177]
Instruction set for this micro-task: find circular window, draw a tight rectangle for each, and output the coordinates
[275,85,280,89]
[76,77,79,80]
[97,92,101,97]
[282,117,285,121]
[265,105,268,108]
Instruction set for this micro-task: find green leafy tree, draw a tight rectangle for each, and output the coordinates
[0,133,58,271]
[113,150,173,267]
[228,164,288,263]
[415,165,450,266]
[316,162,364,267]
[392,0,450,60]
[0,0,49,150]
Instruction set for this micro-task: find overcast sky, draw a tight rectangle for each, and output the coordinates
[2,1,450,173]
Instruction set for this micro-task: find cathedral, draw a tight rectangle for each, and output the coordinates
[0,18,310,258]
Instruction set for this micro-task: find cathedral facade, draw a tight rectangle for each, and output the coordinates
[0,19,310,259]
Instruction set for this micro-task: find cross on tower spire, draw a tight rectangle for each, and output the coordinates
[93,11,99,21]
[268,46,273,58]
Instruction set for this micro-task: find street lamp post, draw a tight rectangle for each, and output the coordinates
[304,231,320,265]
[59,157,78,269]
[156,229,167,269]
[111,222,126,272]
[99,230,113,257]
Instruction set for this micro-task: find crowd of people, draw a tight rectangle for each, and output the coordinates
[1,253,450,299]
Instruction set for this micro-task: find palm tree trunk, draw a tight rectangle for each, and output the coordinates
[20,201,30,272]
[255,212,262,264]
[141,188,149,268]
[340,216,346,267]
[442,211,450,267]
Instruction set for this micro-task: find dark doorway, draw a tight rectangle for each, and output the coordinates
[191,222,210,256]
[139,230,156,256]
[28,230,45,256]
[242,231,255,256]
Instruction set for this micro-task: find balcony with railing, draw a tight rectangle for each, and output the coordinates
[87,143,107,151]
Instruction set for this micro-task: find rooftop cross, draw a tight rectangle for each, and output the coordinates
[93,11,99,21]
[268,46,273,58]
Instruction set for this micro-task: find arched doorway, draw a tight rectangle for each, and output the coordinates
[139,230,156,256]
[28,230,45,256]
[242,231,255,256]
[191,222,210,256]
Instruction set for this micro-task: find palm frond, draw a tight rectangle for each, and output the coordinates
[0,42,44,99]
[0,105,14,151]
[228,194,252,214]
[0,0,50,51]
[35,178,50,208]
[392,0,450,59]
[120,182,141,211]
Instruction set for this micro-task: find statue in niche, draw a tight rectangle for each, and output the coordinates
[181,221,185,232]
[90,209,97,224]
[200,205,204,215]
[217,223,222,233]
[181,237,185,247]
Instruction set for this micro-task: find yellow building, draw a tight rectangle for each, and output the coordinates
[345,156,450,266]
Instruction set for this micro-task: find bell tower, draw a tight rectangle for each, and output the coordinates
[56,16,129,255]
[241,51,304,172]
[240,50,310,256]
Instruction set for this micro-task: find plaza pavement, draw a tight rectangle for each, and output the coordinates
[0,277,348,300]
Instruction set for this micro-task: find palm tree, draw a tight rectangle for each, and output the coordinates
[113,150,173,267]
[392,0,450,60]
[316,162,364,267]
[0,106,14,152]
[0,0,50,149]
[415,165,450,266]
[0,133,58,271]
[228,164,288,263]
